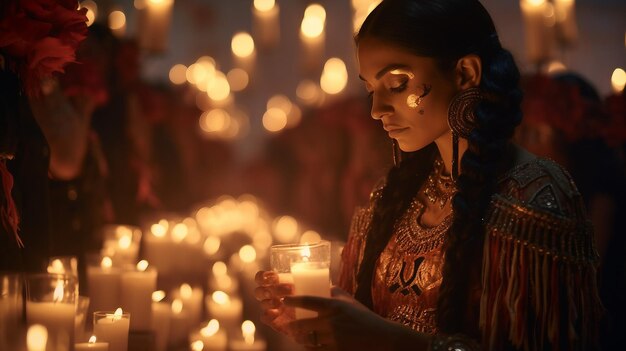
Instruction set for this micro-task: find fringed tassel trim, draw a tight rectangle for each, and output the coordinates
[339,206,372,295]
[0,160,23,248]
[480,195,603,351]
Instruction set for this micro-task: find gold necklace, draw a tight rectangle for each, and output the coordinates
[423,158,457,209]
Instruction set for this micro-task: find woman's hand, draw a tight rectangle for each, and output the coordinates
[284,287,407,351]
[254,270,295,335]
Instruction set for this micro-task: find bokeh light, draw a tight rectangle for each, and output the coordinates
[232,32,255,58]
[262,108,288,132]
[320,58,348,94]
[227,68,249,92]
[169,64,187,85]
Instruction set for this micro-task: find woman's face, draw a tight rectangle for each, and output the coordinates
[357,37,458,152]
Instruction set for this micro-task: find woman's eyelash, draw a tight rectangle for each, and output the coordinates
[390,81,408,93]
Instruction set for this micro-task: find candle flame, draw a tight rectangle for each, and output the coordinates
[254,0,275,12]
[113,308,123,320]
[47,259,65,274]
[200,319,220,337]
[152,290,166,302]
[212,261,227,276]
[172,299,183,314]
[242,320,255,345]
[612,68,626,93]
[137,260,149,272]
[53,280,64,302]
[27,324,48,351]
[89,335,97,344]
[180,283,193,299]
[191,340,204,351]
[212,291,230,306]
[239,245,257,263]
[172,223,188,243]
[300,245,312,259]
[101,256,113,269]
[526,0,546,7]
[118,235,132,249]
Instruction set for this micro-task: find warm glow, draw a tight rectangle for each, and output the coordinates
[169,64,188,85]
[267,95,292,115]
[172,223,188,243]
[301,17,324,38]
[254,0,275,12]
[239,245,257,263]
[215,275,233,290]
[300,230,322,244]
[262,108,288,132]
[212,291,230,306]
[180,284,193,299]
[321,58,348,94]
[134,0,146,10]
[137,260,149,272]
[48,259,65,274]
[526,0,546,6]
[242,320,256,345]
[286,104,302,128]
[201,319,220,337]
[207,71,231,101]
[191,340,204,351]
[27,324,47,351]
[53,280,64,302]
[213,261,227,276]
[305,4,327,21]
[227,68,249,92]
[171,299,183,314]
[203,236,221,255]
[232,32,255,58]
[200,109,231,133]
[108,11,126,30]
[101,256,113,269]
[113,308,123,320]
[150,223,167,238]
[118,235,132,249]
[297,80,322,105]
[148,0,173,4]
[88,336,97,344]
[611,68,626,93]
[252,230,273,250]
[546,61,567,74]
[85,9,95,26]
[152,290,166,302]
[274,216,299,242]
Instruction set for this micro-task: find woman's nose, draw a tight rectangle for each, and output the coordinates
[370,94,392,120]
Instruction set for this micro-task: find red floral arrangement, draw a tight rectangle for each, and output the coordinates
[0,0,87,96]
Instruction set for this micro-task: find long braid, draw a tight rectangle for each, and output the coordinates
[436,44,523,333]
[354,143,438,308]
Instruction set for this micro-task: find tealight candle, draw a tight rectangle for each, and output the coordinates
[94,308,130,351]
[75,335,109,351]
[151,291,170,351]
[87,257,121,315]
[120,260,157,331]
[229,321,267,351]
[188,319,227,351]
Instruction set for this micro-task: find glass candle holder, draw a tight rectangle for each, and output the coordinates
[48,255,80,297]
[93,310,130,351]
[25,273,78,351]
[270,240,331,319]
[1,273,23,351]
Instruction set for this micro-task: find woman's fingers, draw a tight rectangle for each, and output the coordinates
[260,298,282,310]
[255,270,279,286]
[254,284,294,301]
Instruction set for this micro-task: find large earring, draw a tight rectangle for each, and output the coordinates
[447,87,482,179]
[392,139,402,167]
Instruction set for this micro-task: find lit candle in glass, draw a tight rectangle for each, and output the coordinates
[93,308,130,351]
[75,335,109,351]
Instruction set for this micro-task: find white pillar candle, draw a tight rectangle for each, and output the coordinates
[229,321,267,351]
[520,0,554,66]
[204,291,242,336]
[290,262,330,319]
[151,291,170,351]
[143,228,173,275]
[120,260,157,331]
[188,319,227,351]
[27,302,75,351]
[299,4,326,72]
[139,0,174,53]
[75,335,109,351]
[168,299,190,347]
[87,257,121,316]
[170,284,203,327]
[93,309,130,351]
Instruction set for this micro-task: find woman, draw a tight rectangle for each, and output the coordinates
[255,0,602,350]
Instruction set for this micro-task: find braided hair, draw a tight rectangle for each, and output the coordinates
[354,0,523,335]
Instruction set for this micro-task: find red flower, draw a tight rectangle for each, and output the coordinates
[0,0,87,96]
